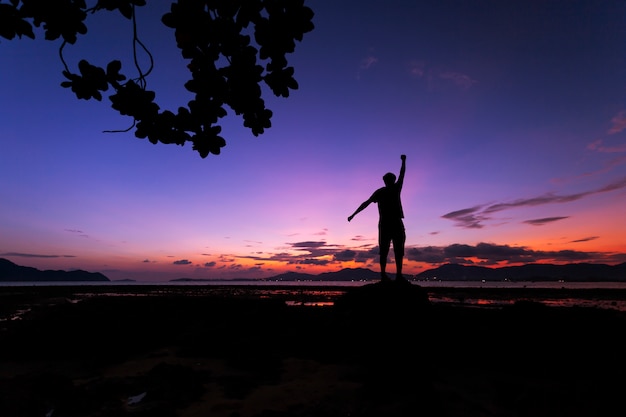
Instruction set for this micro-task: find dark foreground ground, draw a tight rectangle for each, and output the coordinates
[1,283,625,417]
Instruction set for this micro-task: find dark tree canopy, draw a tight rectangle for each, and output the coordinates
[1,0,315,158]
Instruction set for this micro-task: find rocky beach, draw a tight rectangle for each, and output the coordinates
[1,282,625,417]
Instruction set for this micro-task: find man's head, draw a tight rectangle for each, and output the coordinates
[383,172,396,186]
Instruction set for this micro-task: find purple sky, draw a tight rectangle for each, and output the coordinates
[1,0,626,281]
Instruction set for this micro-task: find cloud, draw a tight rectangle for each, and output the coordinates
[360,55,378,70]
[483,193,581,214]
[286,241,341,258]
[357,54,379,79]
[587,155,626,176]
[407,61,477,90]
[439,71,477,89]
[569,236,599,243]
[255,240,626,269]
[608,110,626,134]
[588,139,626,153]
[1,252,75,258]
[204,261,216,268]
[199,236,626,276]
[443,177,626,228]
[404,242,603,265]
[325,246,379,264]
[64,229,89,238]
[408,60,425,77]
[333,249,357,261]
[523,216,569,226]
[173,259,192,265]
[296,258,331,266]
[598,176,626,192]
[238,240,350,267]
[554,152,626,184]
[405,246,448,264]
[290,241,327,249]
[441,205,487,229]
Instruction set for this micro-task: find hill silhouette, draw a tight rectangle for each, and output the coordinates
[0,258,109,282]
[415,262,626,282]
[262,263,626,283]
[268,267,380,282]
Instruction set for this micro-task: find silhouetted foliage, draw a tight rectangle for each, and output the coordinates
[1,0,315,157]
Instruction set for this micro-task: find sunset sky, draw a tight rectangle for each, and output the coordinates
[1,0,625,281]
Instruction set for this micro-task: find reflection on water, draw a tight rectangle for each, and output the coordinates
[0,308,31,322]
[285,301,335,307]
[428,294,626,311]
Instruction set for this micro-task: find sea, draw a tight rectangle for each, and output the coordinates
[2,279,626,289]
[2,279,626,312]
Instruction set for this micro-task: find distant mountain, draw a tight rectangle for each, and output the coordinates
[415,262,626,282]
[264,263,626,283]
[266,268,380,282]
[0,258,109,282]
[317,267,381,281]
[170,277,259,282]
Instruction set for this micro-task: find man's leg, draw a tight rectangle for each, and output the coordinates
[393,225,407,281]
[379,225,391,281]
[380,244,391,280]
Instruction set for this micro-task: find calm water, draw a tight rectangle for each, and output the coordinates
[2,280,626,312]
[3,279,626,289]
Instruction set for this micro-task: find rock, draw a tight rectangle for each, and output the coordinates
[334,280,431,317]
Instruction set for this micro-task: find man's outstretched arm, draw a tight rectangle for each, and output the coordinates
[348,199,373,222]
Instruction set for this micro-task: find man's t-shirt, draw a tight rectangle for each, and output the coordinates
[371,184,404,224]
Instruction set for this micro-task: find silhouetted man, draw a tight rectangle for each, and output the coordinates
[348,155,407,282]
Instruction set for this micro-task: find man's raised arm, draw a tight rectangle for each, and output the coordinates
[398,154,406,188]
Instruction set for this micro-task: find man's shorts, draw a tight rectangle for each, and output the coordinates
[379,219,406,244]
